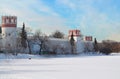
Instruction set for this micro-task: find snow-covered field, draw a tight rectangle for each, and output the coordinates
[0,54,120,79]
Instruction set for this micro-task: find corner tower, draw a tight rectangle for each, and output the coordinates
[68,30,83,41]
[1,16,17,51]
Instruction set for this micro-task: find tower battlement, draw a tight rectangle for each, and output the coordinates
[2,16,17,27]
[68,30,81,37]
[68,30,83,41]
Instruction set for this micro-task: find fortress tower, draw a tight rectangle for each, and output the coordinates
[68,30,83,41]
[68,30,85,54]
[1,16,17,51]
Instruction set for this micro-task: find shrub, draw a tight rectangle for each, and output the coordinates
[100,47,112,55]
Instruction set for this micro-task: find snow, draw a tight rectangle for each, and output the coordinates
[0,54,40,59]
[0,54,120,79]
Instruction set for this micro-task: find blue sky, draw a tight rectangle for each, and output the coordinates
[0,0,120,42]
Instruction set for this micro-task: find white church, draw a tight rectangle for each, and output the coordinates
[0,16,94,54]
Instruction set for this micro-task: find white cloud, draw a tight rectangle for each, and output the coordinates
[0,0,64,32]
[55,0,77,10]
[0,0,120,41]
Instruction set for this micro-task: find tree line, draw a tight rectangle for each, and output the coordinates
[94,39,120,55]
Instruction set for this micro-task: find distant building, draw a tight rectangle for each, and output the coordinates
[68,30,83,41]
[85,36,93,41]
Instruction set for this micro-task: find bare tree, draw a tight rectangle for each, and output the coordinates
[99,40,120,54]
[33,30,48,55]
[60,46,68,54]
[26,28,33,54]
[84,42,90,52]
[51,45,59,54]
[51,30,64,38]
